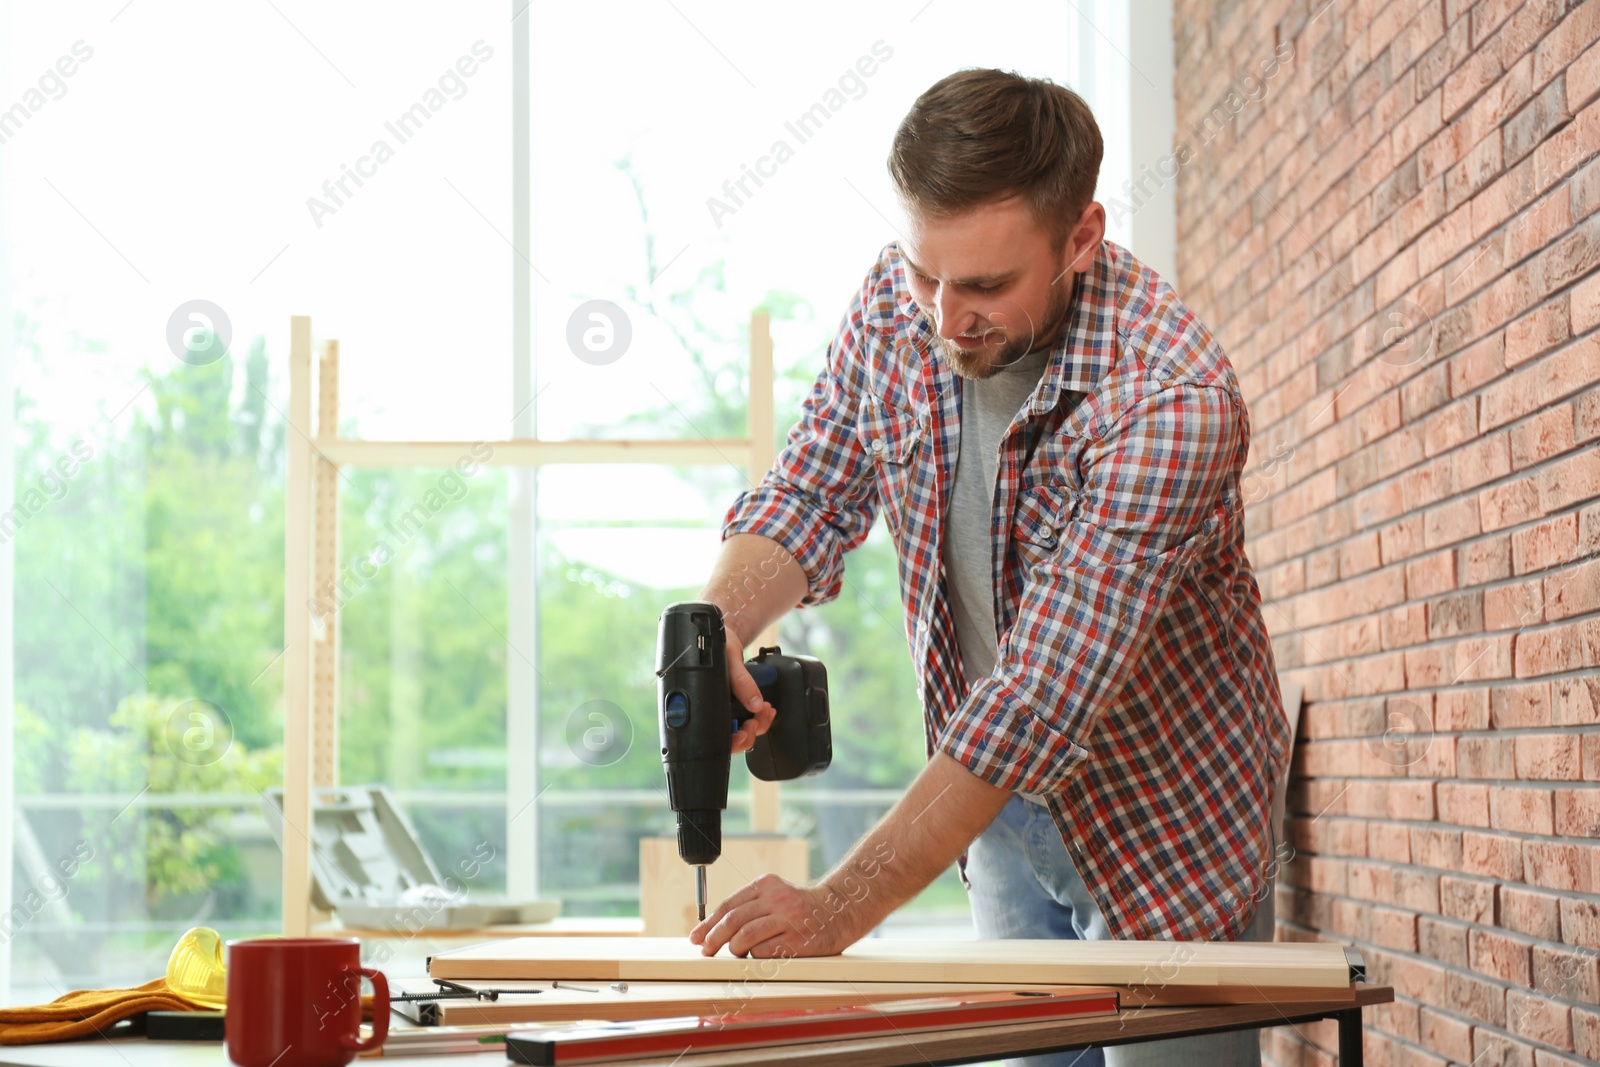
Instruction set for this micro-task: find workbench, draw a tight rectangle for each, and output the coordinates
[0,985,1390,1066]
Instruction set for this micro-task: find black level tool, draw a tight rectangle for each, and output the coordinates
[655,601,831,920]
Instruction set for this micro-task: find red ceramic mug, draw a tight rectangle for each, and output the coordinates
[225,937,389,1067]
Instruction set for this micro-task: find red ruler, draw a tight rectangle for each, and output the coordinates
[503,988,1119,1065]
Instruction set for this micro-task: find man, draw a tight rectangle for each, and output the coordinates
[688,69,1290,1067]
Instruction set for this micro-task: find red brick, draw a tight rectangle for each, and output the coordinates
[1511,403,1577,468]
[1453,432,1513,494]
[1382,602,1428,648]
[1583,501,1600,553]
[1502,886,1561,939]
[1404,455,1456,512]
[1413,825,1465,868]
[1574,38,1600,112]
[1423,397,1478,456]
[1428,589,1484,637]
[1538,447,1600,512]
[1459,534,1513,583]
[1390,779,1438,821]
[1394,868,1441,912]
[1508,987,1573,1050]
[1371,906,1418,951]
[1580,1008,1600,1063]
[1369,819,1415,862]
[1576,270,1600,334]
[1535,944,1600,1003]
[1505,297,1571,365]
[1459,736,1518,779]
[1492,681,1554,727]
[1546,335,1600,400]
[1579,390,1600,442]
[1438,782,1491,826]
[1441,874,1498,923]
[1420,1008,1473,1062]
[1453,633,1514,681]
[1338,532,1383,578]
[1481,362,1545,431]
[1392,953,1449,1004]
[1514,619,1591,677]
[1451,967,1508,1026]
[1560,675,1600,726]
[1527,840,1587,892]
[1423,496,1482,548]
[1463,829,1524,880]
[1449,334,1509,397]
[1545,559,1600,620]
[1517,733,1582,780]
[1490,785,1555,833]
[1564,897,1600,952]
[1513,513,1580,573]
[1382,516,1426,566]
[1554,789,1600,837]
[1419,915,1468,966]
[1473,1031,1537,1067]
[1471,928,1533,985]
[1403,362,1453,421]
[1486,578,1545,630]
[1480,476,1544,531]
[1407,549,1457,597]
[1436,686,1491,729]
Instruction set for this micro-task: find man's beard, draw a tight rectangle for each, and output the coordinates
[935,278,1074,381]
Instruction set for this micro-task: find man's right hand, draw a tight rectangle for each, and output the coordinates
[725,622,776,755]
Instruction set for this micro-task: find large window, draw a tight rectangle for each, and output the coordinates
[3,0,1151,996]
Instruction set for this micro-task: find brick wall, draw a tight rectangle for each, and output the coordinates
[1170,1,1600,1064]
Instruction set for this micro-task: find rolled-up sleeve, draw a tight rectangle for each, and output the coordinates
[936,382,1247,793]
[722,275,886,607]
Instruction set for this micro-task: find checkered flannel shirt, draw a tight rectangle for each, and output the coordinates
[724,239,1289,941]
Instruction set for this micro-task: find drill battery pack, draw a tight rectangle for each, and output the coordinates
[743,645,831,781]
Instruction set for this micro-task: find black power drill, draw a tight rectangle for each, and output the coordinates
[656,601,831,921]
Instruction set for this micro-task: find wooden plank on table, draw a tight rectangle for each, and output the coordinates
[428,936,1355,990]
[394,980,1079,1026]
[401,975,1354,1028]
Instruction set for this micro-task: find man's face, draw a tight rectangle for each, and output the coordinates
[900,195,1104,380]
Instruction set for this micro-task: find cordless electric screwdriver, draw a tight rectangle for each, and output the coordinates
[656,601,831,922]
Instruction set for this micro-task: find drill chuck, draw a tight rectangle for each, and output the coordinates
[675,808,722,867]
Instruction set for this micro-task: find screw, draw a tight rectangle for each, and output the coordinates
[611,982,629,993]
[551,981,599,993]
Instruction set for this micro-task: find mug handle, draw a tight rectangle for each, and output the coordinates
[338,967,390,1053]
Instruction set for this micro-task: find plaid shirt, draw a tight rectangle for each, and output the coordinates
[724,239,1288,942]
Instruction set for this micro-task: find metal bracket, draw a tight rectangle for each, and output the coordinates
[1345,945,1366,983]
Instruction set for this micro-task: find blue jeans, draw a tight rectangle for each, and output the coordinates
[966,795,1275,1067]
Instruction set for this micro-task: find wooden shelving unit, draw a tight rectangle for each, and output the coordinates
[280,312,781,936]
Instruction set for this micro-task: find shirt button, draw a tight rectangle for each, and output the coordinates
[871,439,886,455]
[1038,524,1054,539]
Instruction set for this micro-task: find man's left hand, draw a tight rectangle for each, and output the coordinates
[689,874,873,958]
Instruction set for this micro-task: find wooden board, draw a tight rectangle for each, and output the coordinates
[428,936,1355,991]
[319,917,643,941]
[392,979,1084,1026]
[639,837,808,937]
[397,974,1352,1028]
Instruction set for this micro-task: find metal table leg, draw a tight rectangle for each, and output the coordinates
[1337,1008,1363,1067]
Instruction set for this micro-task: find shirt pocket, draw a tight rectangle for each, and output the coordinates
[856,399,925,539]
[1010,483,1069,571]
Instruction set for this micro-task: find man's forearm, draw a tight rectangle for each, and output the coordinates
[820,752,1011,942]
[699,533,809,645]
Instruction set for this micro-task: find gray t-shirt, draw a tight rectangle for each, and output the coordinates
[943,351,1081,799]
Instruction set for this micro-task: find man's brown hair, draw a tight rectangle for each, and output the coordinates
[888,69,1103,247]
